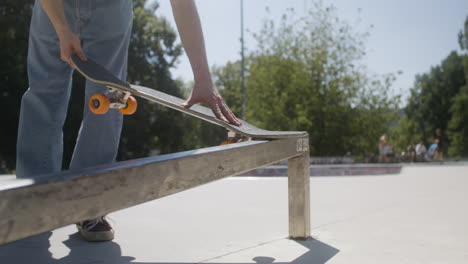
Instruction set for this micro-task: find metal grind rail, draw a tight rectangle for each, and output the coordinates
[0,136,310,245]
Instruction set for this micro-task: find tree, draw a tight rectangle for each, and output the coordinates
[212,61,243,116]
[214,4,399,156]
[403,52,466,155]
[447,84,468,157]
[408,52,465,138]
[448,16,468,157]
[402,15,468,158]
[118,0,184,160]
[458,15,468,50]
[390,115,420,152]
[0,1,33,172]
[120,0,226,158]
[62,0,188,167]
[1,0,223,172]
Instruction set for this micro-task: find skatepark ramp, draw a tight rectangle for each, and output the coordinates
[0,137,310,245]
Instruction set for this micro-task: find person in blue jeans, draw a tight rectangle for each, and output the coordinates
[427,139,440,161]
[16,0,241,242]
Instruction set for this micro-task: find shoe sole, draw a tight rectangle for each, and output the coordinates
[77,226,114,242]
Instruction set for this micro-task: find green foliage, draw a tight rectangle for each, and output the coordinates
[114,0,230,160]
[214,4,400,156]
[118,0,226,159]
[449,17,468,157]
[212,61,243,116]
[458,16,468,50]
[408,52,465,136]
[63,0,189,165]
[404,51,467,155]
[1,0,225,172]
[403,16,468,157]
[390,116,420,152]
[448,84,468,157]
[0,1,33,172]
[119,0,183,159]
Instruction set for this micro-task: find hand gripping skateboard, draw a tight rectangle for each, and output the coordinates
[70,55,306,140]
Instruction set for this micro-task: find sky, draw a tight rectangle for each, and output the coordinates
[155,0,468,103]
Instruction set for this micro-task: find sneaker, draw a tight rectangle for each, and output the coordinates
[76,216,114,242]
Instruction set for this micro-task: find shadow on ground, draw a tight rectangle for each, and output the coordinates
[0,232,339,264]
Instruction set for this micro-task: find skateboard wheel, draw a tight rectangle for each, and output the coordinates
[119,96,137,115]
[89,94,110,114]
[220,140,235,145]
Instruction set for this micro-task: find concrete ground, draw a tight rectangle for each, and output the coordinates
[1,165,467,264]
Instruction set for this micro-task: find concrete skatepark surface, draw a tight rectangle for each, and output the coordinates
[1,165,467,263]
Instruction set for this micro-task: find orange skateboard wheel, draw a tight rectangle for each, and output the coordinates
[119,96,137,115]
[89,94,110,114]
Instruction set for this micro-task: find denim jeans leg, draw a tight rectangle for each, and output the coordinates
[16,2,75,179]
[69,0,133,170]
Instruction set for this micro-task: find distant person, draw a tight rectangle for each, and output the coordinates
[428,139,440,161]
[378,134,388,162]
[383,144,395,163]
[415,139,427,162]
[378,134,394,163]
[407,142,416,162]
[434,128,445,160]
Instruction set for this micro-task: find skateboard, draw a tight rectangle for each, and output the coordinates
[70,55,306,139]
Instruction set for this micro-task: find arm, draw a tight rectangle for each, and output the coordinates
[170,0,241,126]
[39,0,86,64]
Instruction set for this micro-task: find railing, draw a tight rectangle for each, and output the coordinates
[0,136,310,245]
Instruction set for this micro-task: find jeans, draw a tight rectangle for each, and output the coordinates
[16,0,133,178]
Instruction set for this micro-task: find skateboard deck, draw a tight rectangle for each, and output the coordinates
[70,55,306,139]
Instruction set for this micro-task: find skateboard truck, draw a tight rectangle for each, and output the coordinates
[88,85,138,115]
[106,86,132,109]
[220,131,251,145]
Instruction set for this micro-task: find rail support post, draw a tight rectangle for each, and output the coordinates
[288,136,311,239]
